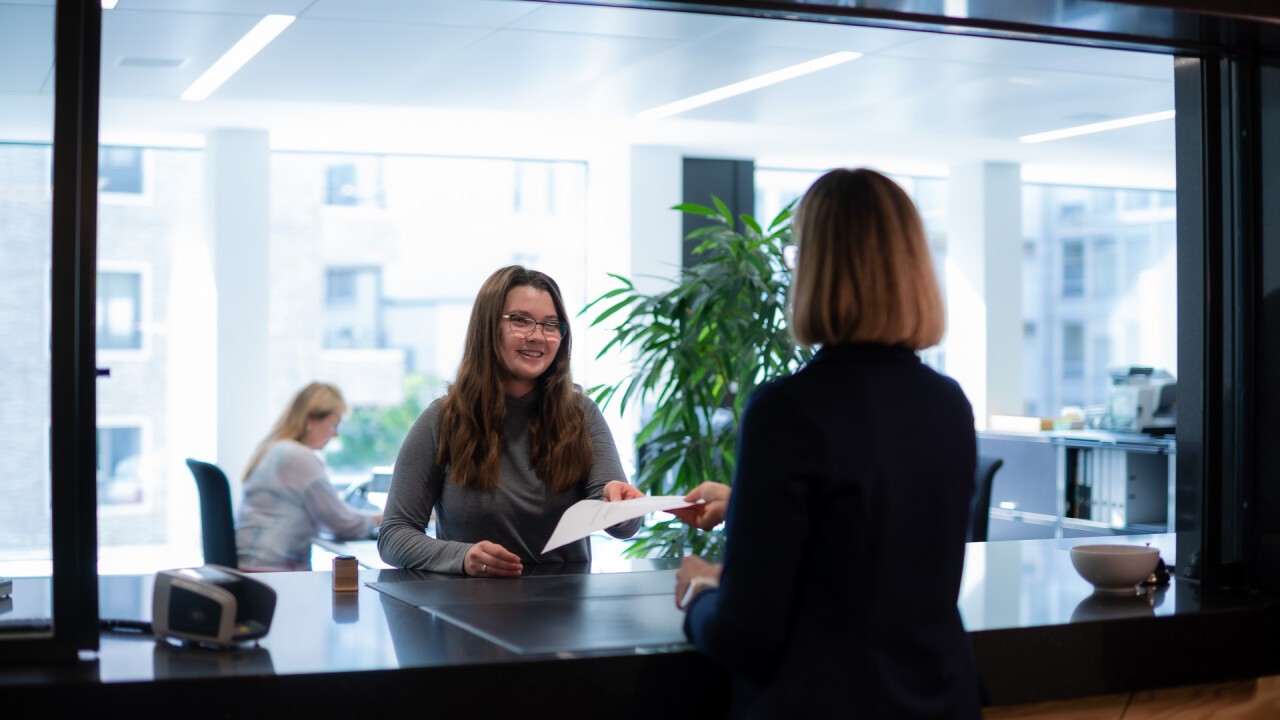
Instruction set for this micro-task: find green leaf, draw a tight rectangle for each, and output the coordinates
[711,196,733,223]
[672,202,717,218]
[591,295,640,325]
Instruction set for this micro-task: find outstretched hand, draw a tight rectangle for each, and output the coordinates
[602,480,644,502]
[668,481,731,530]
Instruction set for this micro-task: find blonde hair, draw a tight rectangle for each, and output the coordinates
[243,382,348,479]
[437,266,591,494]
[790,168,945,349]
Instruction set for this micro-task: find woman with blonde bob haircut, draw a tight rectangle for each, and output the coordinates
[790,167,945,350]
[676,169,981,719]
[379,266,643,577]
[237,382,379,571]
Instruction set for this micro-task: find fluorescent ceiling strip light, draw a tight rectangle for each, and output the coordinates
[181,14,296,102]
[1019,109,1175,144]
[636,51,862,121]
[101,0,119,9]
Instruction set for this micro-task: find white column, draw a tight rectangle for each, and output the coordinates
[206,129,271,491]
[945,162,1023,428]
[579,144,682,477]
[628,146,683,296]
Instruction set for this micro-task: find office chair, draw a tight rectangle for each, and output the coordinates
[967,455,1004,543]
[185,458,239,568]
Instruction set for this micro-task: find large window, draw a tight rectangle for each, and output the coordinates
[1023,185,1177,415]
[0,0,1183,574]
[273,152,589,479]
[758,169,1176,422]
[0,142,54,578]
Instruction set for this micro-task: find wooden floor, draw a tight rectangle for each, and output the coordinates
[986,676,1280,719]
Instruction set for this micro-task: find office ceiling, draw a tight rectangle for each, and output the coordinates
[0,0,1177,184]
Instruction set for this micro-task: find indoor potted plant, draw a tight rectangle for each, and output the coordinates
[583,197,812,557]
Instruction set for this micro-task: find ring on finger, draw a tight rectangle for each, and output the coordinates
[481,564,487,574]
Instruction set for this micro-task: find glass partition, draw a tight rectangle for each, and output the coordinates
[0,3,56,638]
[81,0,1176,570]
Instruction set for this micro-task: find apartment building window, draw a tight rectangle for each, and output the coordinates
[97,270,142,350]
[97,425,142,506]
[98,146,143,194]
[1093,237,1117,298]
[324,266,382,349]
[1063,322,1085,379]
[1062,239,1085,298]
[324,158,384,208]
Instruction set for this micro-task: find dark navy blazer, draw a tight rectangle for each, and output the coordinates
[684,344,981,719]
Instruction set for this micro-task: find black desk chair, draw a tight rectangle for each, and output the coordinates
[968,455,1004,543]
[185,458,239,568]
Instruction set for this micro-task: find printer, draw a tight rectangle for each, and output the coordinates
[1099,366,1176,434]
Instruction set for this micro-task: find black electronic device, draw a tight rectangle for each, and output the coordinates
[152,565,276,648]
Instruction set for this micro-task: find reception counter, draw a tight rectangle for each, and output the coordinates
[3,534,1278,716]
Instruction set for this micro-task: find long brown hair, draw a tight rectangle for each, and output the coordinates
[437,266,591,493]
[790,168,945,349]
[244,382,347,479]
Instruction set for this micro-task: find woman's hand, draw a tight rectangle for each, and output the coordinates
[602,480,644,502]
[464,541,523,578]
[669,481,732,530]
[675,555,723,610]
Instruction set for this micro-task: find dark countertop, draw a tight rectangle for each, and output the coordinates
[980,428,1176,451]
[3,534,1278,715]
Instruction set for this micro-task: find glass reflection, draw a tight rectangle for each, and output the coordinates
[0,0,55,641]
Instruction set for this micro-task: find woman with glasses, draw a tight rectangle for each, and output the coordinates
[675,169,981,719]
[237,382,380,571]
[378,265,643,576]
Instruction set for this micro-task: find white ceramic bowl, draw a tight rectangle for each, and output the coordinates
[1069,544,1160,595]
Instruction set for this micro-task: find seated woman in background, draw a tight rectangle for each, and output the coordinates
[675,169,982,719]
[378,265,643,577]
[237,382,380,571]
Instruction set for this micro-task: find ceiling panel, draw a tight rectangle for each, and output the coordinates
[566,40,831,118]
[706,14,921,55]
[100,10,262,98]
[303,0,544,28]
[858,69,1173,140]
[674,52,990,125]
[0,0,1181,177]
[510,3,735,41]
[881,32,1172,82]
[216,18,493,104]
[119,0,311,15]
[392,28,681,109]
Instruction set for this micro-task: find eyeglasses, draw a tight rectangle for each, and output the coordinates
[502,313,566,339]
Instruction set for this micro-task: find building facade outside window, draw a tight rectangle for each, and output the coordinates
[96,270,143,351]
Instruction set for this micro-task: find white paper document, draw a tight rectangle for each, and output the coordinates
[542,495,695,554]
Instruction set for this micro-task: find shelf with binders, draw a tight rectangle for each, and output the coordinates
[978,430,1175,541]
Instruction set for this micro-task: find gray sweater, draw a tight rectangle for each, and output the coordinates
[378,391,641,573]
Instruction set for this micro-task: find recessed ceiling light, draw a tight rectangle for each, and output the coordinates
[636,51,862,121]
[181,15,295,102]
[1019,110,1175,143]
[101,0,119,9]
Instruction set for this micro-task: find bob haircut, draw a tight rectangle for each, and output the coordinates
[790,168,945,350]
[244,382,347,479]
[437,265,590,493]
